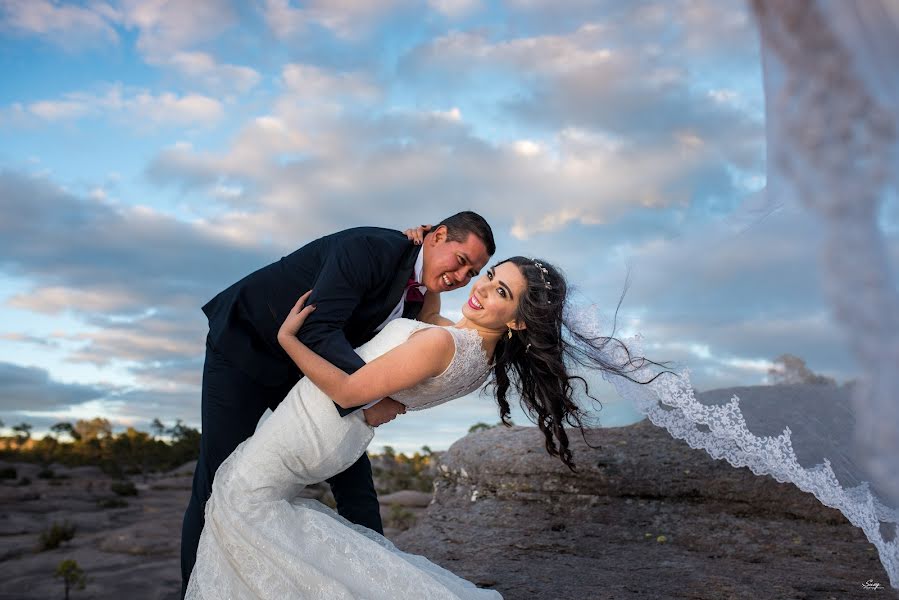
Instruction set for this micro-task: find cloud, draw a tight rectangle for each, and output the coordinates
[402,19,761,147]
[599,205,875,384]
[0,333,59,348]
[150,111,740,243]
[501,0,757,62]
[129,89,225,125]
[261,0,409,40]
[427,0,482,19]
[117,0,236,61]
[0,168,273,321]
[141,52,750,247]
[164,51,261,95]
[1,0,257,98]
[385,8,762,237]
[6,84,224,127]
[145,64,382,197]
[0,169,283,409]
[7,286,143,315]
[281,63,381,102]
[96,387,201,428]
[68,313,206,368]
[0,0,120,48]
[0,362,106,413]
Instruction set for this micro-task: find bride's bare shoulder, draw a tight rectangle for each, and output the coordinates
[406,326,456,374]
[407,324,454,347]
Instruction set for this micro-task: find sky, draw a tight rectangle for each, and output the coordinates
[1,0,896,454]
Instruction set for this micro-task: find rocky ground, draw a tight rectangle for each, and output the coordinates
[394,421,894,600]
[0,420,893,599]
[0,461,191,599]
[0,458,431,600]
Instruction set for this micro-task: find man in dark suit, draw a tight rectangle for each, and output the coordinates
[180,211,495,595]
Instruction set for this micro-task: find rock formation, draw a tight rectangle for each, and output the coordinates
[394,421,892,599]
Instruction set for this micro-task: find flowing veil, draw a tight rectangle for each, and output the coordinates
[592,0,899,588]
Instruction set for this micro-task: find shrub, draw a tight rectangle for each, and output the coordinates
[110,480,138,497]
[468,422,492,433]
[39,521,76,551]
[385,505,416,530]
[97,497,129,509]
[0,466,16,479]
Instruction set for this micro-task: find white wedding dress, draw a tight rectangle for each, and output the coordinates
[185,318,502,599]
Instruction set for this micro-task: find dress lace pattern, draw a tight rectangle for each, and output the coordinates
[185,318,498,599]
[390,321,493,411]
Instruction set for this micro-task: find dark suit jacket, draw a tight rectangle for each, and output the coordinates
[202,227,423,416]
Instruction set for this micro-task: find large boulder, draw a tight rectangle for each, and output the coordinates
[394,421,891,599]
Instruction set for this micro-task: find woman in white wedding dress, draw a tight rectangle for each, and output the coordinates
[185,257,660,599]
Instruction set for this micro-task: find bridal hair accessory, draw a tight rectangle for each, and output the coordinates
[533,261,551,289]
[533,261,553,303]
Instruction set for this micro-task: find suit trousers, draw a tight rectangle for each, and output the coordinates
[180,338,383,598]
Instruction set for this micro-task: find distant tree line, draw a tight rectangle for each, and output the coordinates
[372,445,437,493]
[0,417,200,477]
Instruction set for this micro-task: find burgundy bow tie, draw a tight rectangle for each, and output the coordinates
[406,277,425,303]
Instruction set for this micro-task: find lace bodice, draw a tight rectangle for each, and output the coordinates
[356,318,493,411]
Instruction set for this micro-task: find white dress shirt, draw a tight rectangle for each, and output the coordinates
[375,250,425,332]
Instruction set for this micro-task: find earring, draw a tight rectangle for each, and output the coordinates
[507,326,513,339]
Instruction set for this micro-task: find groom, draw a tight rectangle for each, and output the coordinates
[180,211,495,595]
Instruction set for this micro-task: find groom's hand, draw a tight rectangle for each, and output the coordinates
[363,397,406,427]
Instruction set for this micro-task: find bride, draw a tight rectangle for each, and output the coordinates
[185,256,660,599]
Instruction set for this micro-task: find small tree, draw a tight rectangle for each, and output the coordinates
[12,422,33,446]
[74,418,112,442]
[468,422,491,434]
[150,418,166,440]
[50,422,78,442]
[54,559,86,600]
[166,419,195,443]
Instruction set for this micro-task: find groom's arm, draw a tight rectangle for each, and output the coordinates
[295,243,376,372]
[293,236,396,416]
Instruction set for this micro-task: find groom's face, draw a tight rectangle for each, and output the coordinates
[421,227,491,294]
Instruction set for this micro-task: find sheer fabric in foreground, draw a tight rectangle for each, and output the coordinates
[185,318,500,599]
[592,0,899,588]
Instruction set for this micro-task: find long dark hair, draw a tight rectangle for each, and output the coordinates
[487,256,670,471]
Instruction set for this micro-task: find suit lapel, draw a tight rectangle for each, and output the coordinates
[379,244,422,321]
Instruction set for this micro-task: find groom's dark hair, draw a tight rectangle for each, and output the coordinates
[437,211,496,256]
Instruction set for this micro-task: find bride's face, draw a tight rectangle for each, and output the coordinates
[460,261,527,331]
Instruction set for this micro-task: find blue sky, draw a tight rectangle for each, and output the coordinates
[1,0,894,453]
